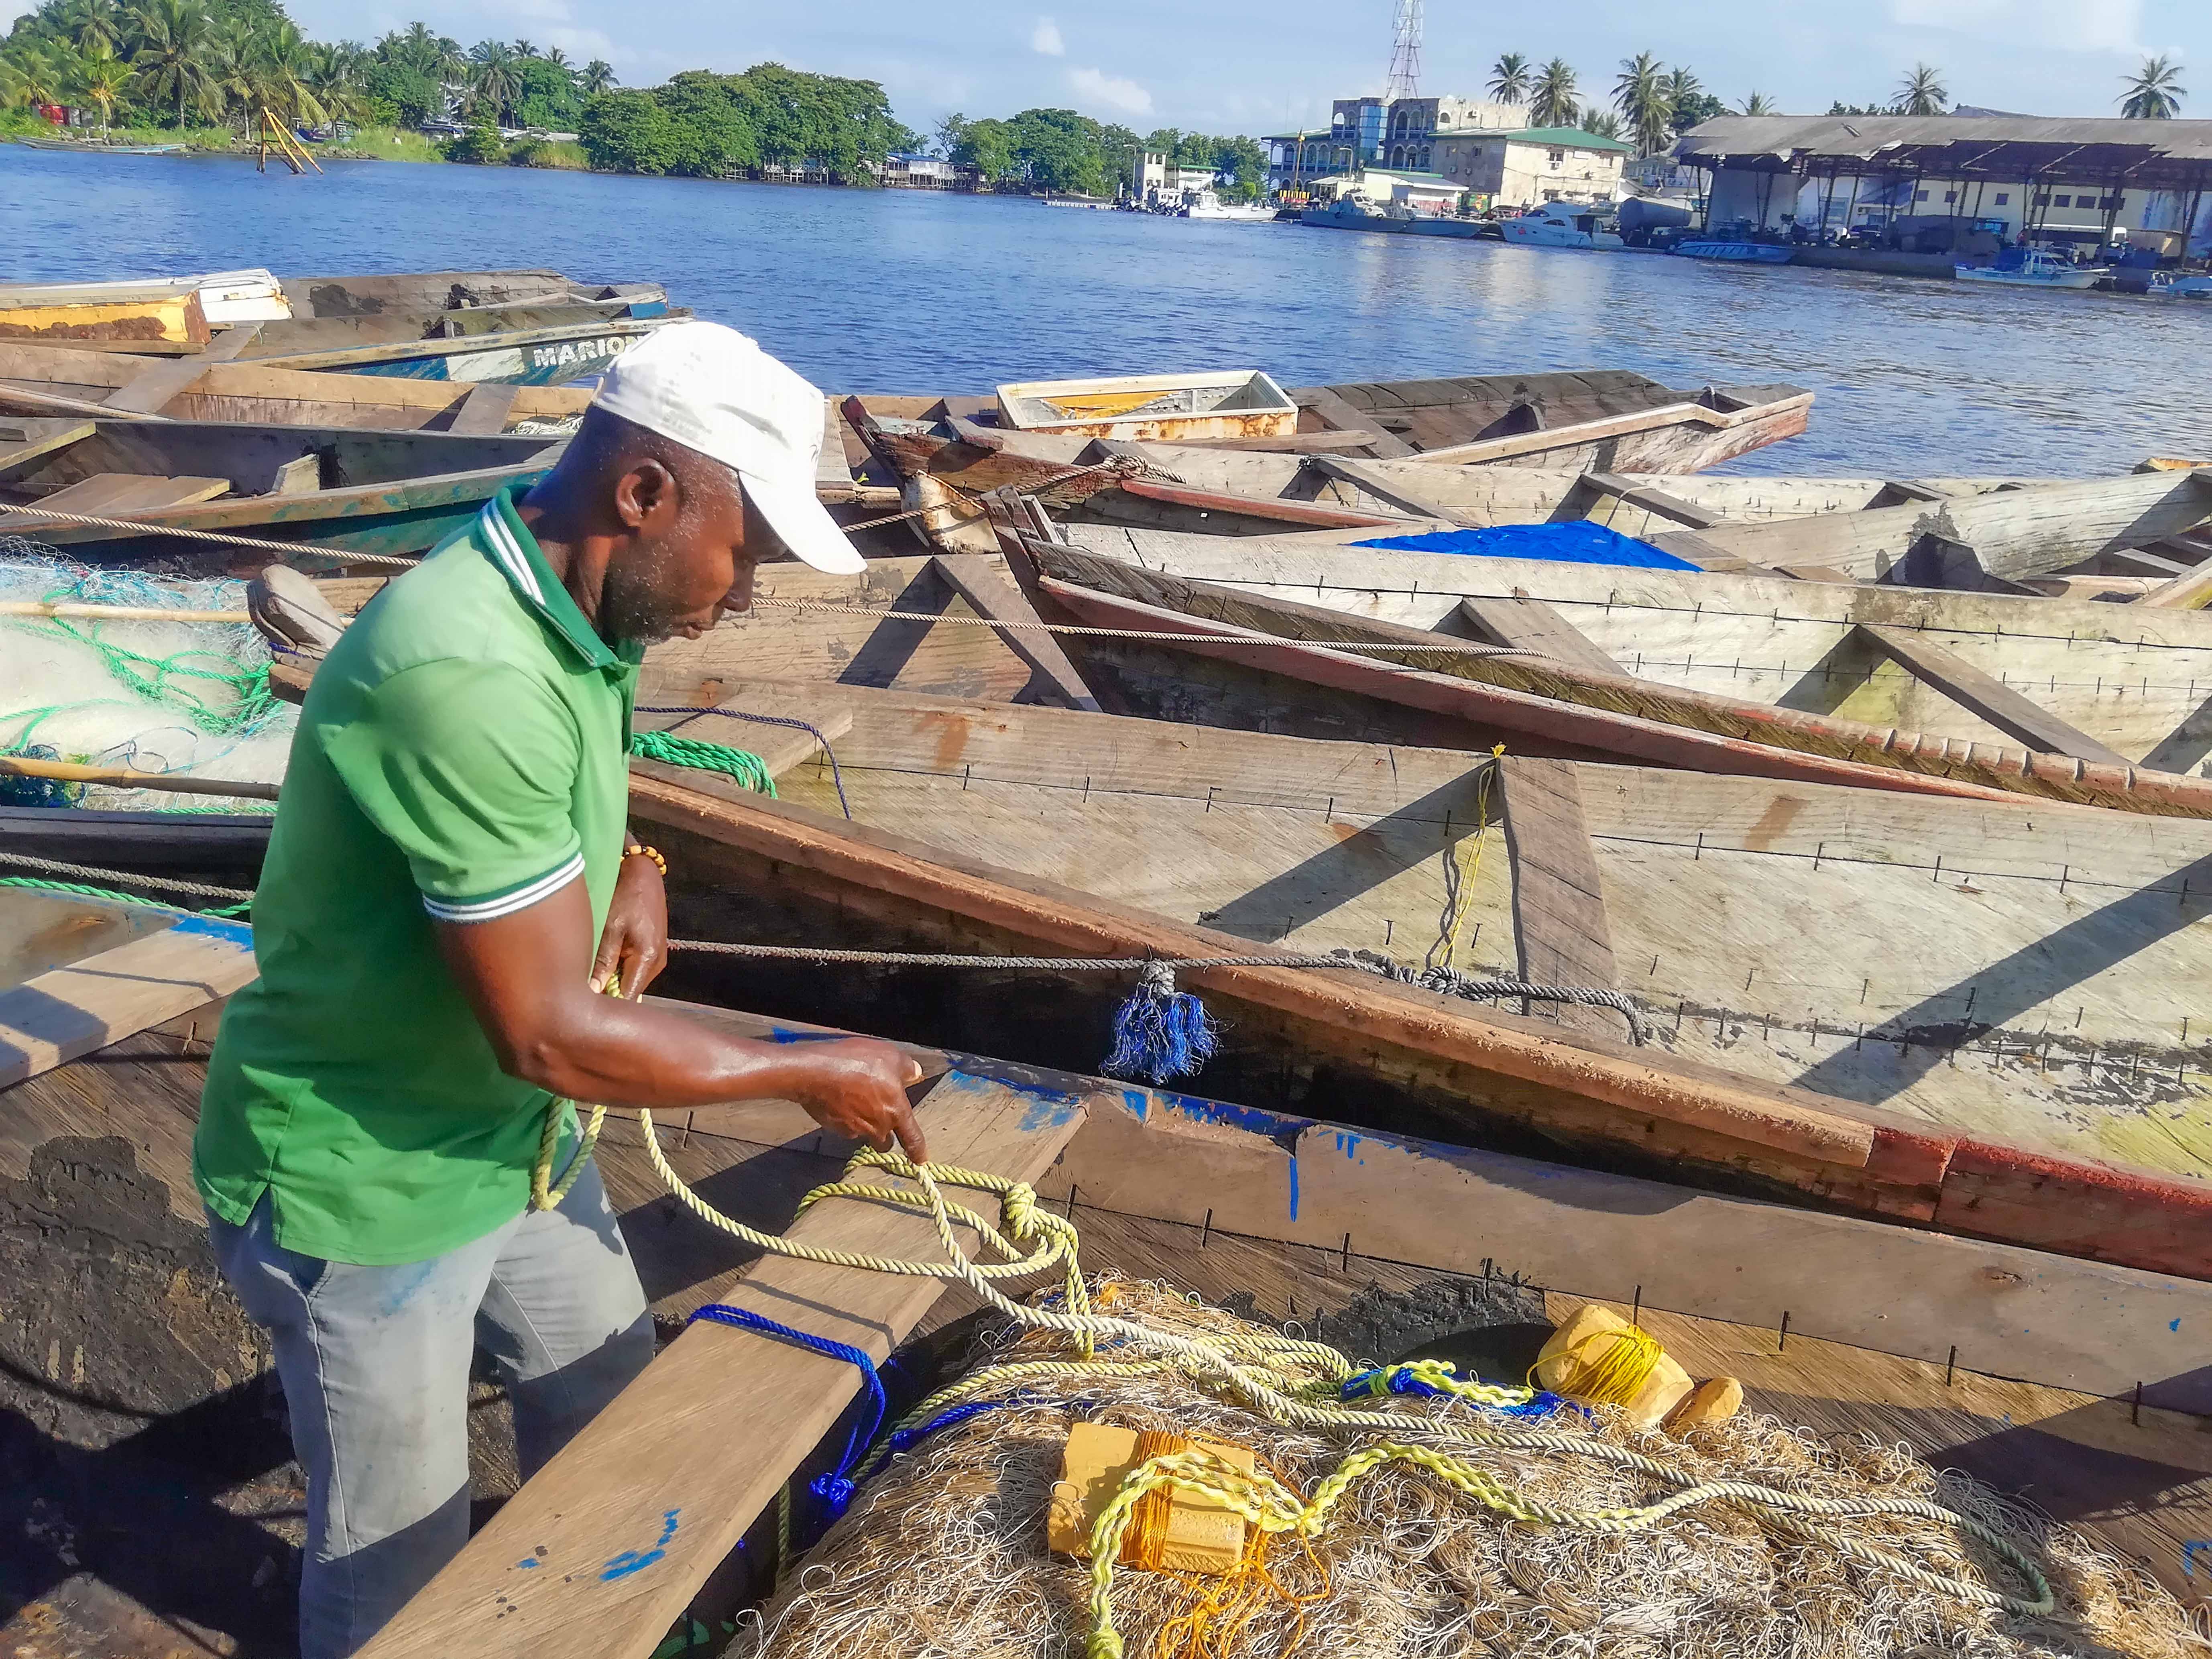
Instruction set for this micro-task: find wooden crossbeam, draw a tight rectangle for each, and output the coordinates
[446,381,521,436]
[37,473,230,512]
[930,553,1102,710]
[354,1070,1089,1659]
[102,320,264,415]
[1306,453,1463,522]
[1495,756,1623,1039]
[1286,386,1415,457]
[1456,595,1622,676]
[1576,471,1724,529]
[1855,623,2130,767]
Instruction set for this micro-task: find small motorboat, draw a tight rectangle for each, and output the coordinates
[1498,205,1625,250]
[1676,238,1793,264]
[1954,247,2105,289]
[2151,271,2212,299]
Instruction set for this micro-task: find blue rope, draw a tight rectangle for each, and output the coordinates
[1339,1364,1570,1418]
[635,705,853,819]
[688,1303,885,1531]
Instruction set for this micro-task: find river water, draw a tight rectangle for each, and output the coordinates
[5,144,2210,477]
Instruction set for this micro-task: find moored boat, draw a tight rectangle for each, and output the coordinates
[1676,238,1794,263]
[11,881,2212,1651]
[1498,204,1625,249]
[1956,247,2106,290]
[0,415,560,566]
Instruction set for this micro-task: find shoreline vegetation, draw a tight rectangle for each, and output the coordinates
[1,0,1266,192]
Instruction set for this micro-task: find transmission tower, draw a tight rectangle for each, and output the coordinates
[1384,0,1423,102]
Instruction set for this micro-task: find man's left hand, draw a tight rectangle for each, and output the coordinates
[593,851,669,998]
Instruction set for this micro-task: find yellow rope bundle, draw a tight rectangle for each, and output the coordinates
[1535,1322,1666,1410]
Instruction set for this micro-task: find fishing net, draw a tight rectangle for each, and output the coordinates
[736,1279,2202,1659]
[0,540,290,813]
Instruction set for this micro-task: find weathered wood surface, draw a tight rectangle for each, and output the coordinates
[446,381,521,436]
[1496,756,1622,1037]
[0,918,256,1089]
[1858,622,2131,767]
[678,677,2212,1219]
[1290,385,1416,456]
[1031,541,2212,816]
[928,553,1102,710]
[1456,594,1622,675]
[1063,524,2212,773]
[1675,470,2212,582]
[353,1071,1088,1659]
[35,472,231,511]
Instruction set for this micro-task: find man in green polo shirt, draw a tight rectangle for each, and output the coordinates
[193,322,924,1659]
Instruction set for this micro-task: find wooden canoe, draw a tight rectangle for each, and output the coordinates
[0,340,593,432]
[276,268,668,318]
[846,373,1814,549]
[0,416,560,566]
[0,298,680,385]
[1050,524,2212,774]
[38,561,2212,1271]
[10,891,2212,1653]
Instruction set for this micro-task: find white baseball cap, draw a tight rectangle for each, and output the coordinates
[593,320,865,575]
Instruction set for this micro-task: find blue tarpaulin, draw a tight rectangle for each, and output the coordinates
[1351,521,1702,571]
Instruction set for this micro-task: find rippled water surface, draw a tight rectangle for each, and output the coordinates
[6,144,2211,476]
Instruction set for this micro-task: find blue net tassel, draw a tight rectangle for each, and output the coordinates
[0,746,84,808]
[1103,959,1220,1084]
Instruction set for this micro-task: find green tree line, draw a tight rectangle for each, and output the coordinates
[576,65,916,181]
[0,0,619,135]
[931,110,1264,199]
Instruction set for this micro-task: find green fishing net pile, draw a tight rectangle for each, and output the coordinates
[0,539,290,814]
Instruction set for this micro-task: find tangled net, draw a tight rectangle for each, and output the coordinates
[735,1280,2202,1659]
[0,541,289,812]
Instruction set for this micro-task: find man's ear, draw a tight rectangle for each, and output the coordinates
[613,458,680,532]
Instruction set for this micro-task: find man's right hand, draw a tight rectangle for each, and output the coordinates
[787,1038,930,1163]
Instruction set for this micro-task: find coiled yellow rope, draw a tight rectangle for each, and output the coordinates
[1535,1322,1666,1410]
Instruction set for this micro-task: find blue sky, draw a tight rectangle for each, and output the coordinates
[24,0,2210,134]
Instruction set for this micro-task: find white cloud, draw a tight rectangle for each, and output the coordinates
[1888,0,2141,53]
[1031,17,1065,56]
[1066,65,1153,116]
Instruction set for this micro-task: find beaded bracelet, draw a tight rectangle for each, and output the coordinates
[623,843,669,878]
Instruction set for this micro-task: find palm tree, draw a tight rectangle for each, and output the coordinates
[247,18,327,129]
[1487,52,1530,104]
[1663,64,1700,116]
[59,0,122,55]
[464,38,517,124]
[306,41,367,128]
[1894,62,1946,115]
[70,39,130,128]
[1738,90,1779,116]
[2,42,69,112]
[130,0,220,126]
[581,58,615,96]
[1579,106,1624,141]
[2120,53,2184,119]
[1613,50,1670,154]
[1529,57,1578,128]
[510,38,536,60]
[542,45,569,71]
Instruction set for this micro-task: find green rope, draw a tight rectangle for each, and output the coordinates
[627,729,776,796]
[0,875,250,919]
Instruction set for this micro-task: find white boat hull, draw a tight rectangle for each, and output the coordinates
[1954,263,2104,291]
[1500,214,1623,250]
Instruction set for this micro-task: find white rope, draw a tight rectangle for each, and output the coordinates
[0,501,421,567]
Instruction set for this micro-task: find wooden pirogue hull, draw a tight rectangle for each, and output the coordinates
[10,895,2212,1652]
[1059,523,2212,770]
[0,340,593,431]
[32,552,2212,1272]
[847,377,1816,555]
[0,416,558,566]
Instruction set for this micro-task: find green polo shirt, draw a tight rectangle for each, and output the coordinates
[194,491,643,1265]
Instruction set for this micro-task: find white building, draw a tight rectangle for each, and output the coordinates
[1430,126,1634,210]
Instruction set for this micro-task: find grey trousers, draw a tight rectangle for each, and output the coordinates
[208,1160,656,1659]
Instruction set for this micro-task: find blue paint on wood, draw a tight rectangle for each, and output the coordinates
[600,1509,681,1581]
[169,914,253,946]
